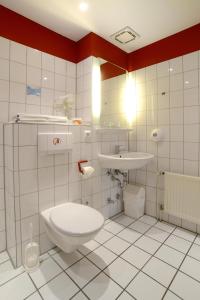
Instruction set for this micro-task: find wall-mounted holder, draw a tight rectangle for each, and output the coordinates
[151,128,163,142]
[78,160,95,179]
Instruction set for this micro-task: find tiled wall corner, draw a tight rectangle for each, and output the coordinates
[130,50,200,232]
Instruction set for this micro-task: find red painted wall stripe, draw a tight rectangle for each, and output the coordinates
[128,23,200,72]
[0,5,77,62]
[0,5,200,75]
[77,32,128,69]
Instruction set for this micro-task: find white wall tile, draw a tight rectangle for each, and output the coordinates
[0,80,9,101]
[184,88,199,106]
[55,74,66,91]
[27,48,41,68]
[146,65,157,81]
[184,106,199,124]
[27,66,41,86]
[184,70,198,89]
[183,51,199,71]
[157,61,169,77]
[0,37,9,59]
[184,142,199,160]
[20,170,38,194]
[170,108,183,124]
[10,82,26,103]
[38,167,54,190]
[42,70,54,89]
[170,73,183,91]
[170,142,183,159]
[0,58,9,80]
[20,192,38,218]
[169,57,183,74]
[55,57,66,75]
[170,90,183,108]
[19,146,37,170]
[158,77,169,94]
[10,41,26,64]
[42,53,54,72]
[10,61,26,83]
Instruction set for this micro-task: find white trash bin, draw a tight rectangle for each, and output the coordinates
[123,184,145,219]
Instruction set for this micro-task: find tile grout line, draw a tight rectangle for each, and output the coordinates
[161,229,197,299]
[0,214,199,300]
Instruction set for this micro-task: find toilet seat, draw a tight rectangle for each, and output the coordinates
[49,202,104,237]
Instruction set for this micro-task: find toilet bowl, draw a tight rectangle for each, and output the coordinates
[41,202,104,253]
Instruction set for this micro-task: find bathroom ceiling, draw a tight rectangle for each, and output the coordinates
[1,0,200,53]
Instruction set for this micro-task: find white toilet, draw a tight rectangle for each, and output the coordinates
[41,202,104,253]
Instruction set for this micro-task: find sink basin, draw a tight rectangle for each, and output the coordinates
[98,152,154,170]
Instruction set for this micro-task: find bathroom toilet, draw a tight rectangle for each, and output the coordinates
[41,202,104,253]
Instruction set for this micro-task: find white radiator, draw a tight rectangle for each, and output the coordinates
[164,172,200,224]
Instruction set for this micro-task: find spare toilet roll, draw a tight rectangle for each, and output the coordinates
[81,166,95,179]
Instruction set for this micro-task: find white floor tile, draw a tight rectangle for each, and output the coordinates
[146,226,170,242]
[155,221,176,233]
[71,291,88,299]
[104,236,130,255]
[134,235,161,254]
[78,240,100,255]
[155,245,185,268]
[0,260,24,286]
[0,251,9,264]
[26,291,43,300]
[113,214,135,226]
[48,247,60,255]
[39,272,79,300]
[104,257,138,288]
[126,272,166,300]
[104,221,125,234]
[117,291,134,300]
[194,235,200,245]
[163,291,181,299]
[140,215,157,225]
[121,245,151,269]
[52,251,83,270]
[29,257,62,288]
[104,218,112,224]
[170,271,200,300]
[188,243,200,261]
[117,228,142,243]
[40,253,50,261]
[87,246,117,270]
[165,235,191,254]
[83,272,122,300]
[173,227,196,242]
[143,257,177,287]
[94,229,114,244]
[180,256,200,282]
[129,220,151,234]
[66,257,100,288]
[0,272,36,300]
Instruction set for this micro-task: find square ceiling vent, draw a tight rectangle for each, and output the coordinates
[110,26,140,44]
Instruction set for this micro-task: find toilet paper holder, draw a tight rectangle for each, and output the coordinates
[78,160,88,174]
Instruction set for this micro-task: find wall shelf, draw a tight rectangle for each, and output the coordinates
[95,127,134,133]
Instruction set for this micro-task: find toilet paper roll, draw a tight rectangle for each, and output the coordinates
[81,166,95,179]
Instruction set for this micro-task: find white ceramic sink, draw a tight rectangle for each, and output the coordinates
[98,152,154,170]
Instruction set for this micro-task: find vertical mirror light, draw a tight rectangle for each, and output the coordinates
[92,57,101,124]
[123,72,137,127]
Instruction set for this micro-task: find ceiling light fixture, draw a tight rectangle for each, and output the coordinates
[79,2,89,12]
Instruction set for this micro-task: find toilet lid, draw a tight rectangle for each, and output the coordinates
[49,202,104,236]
